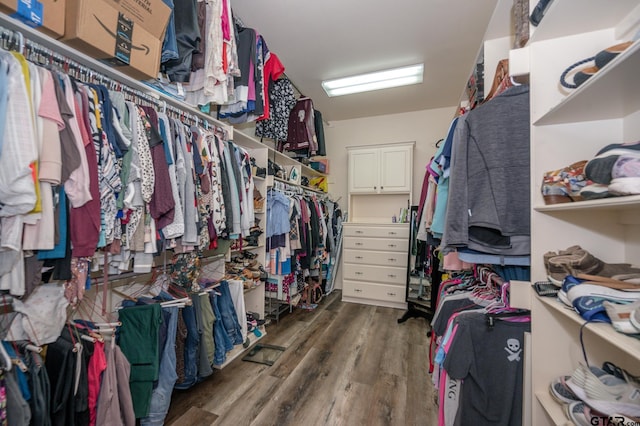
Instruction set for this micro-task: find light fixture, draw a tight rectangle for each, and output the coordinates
[321,64,424,97]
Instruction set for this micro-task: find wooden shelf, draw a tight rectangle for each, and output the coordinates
[212,326,266,369]
[535,391,572,426]
[528,0,640,44]
[533,40,640,126]
[537,296,640,361]
[534,194,640,213]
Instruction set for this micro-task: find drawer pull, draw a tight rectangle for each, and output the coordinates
[355,256,363,259]
[388,274,396,278]
[355,230,364,234]
[355,272,363,275]
[389,231,396,235]
[354,289,363,293]
[387,292,396,296]
[388,258,397,262]
[388,244,396,248]
[355,243,363,246]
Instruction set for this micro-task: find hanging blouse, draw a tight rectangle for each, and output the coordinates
[255,77,296,142]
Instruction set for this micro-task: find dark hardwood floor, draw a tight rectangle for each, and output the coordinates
[165,290,438,426]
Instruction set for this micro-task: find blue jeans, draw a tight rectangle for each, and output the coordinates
[140,306,178,425]
[218,281,244,346]
[211,292,233,366]
[161,0,179,62]
[174,305,199,390]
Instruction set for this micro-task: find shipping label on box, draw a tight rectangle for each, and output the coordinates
[103,0,170,39]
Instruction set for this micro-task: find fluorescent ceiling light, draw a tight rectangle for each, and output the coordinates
[322,64,424,97]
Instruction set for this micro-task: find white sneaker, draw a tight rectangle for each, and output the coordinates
[567,364,640,417]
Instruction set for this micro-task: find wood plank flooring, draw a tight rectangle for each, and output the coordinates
[166,291,438,426]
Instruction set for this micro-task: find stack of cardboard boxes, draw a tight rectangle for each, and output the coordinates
[0,0,170,79]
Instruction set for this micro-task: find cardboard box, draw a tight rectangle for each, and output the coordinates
[310,158,329,174]
[63,0,162,80]
[103,0,170,39]
[0,0,66,38]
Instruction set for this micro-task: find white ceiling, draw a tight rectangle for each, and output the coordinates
[231,0,514,122]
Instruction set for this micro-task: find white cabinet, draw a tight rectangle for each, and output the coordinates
[341,223,409,309]
[348,143,412,194]
[527,2,640,424]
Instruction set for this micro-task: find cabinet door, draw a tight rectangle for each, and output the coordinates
[348,148,379,193]
[379,145,412,193]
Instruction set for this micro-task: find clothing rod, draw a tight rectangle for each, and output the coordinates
[0,14,233,136]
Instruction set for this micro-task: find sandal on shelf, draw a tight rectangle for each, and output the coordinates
[560,41,634,89]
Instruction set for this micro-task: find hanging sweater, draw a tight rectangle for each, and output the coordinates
[443,85,530,255]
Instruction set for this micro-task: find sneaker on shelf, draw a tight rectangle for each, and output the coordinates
[612,155,640,179]
[557,275,585,307]
[609,177,640,196]
[631,304,640,334]
[550,375,581,404]
[568,283,640,322]
[603,300,640,335]
[579,183,613,200]
[565,401,609,426]
[585,140,640,184]
[567,363,640,418]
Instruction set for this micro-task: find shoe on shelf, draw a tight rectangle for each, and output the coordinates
[565,401,608,426]
[541,160,590,204]
[579,183,612,200]
[631,304,640,333]
[567,363,640,418]
[550,375,581,404]
[550,248,640,281]
[585,147,640,185]
[609,177,640,196]
[560,41,634,89]
[568,284,640,322]
[594,41,635,69]
[603,300,640,335]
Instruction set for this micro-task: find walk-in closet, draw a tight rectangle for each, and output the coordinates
[1,0,640,425]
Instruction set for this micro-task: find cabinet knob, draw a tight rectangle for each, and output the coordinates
[388,258,396,262]
[354,289,362,293]
[387,292,396,296]
[388,274,396,278]
[355,242,363,246]
[389,244,396,248]
[355,256,363,259]
[355,272,363,275]
[374,186,377,190]
[389,231,396,235]
[381,186,384,190]
[355,230,364,234]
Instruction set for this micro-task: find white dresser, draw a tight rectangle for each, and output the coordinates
[341,222,409,309]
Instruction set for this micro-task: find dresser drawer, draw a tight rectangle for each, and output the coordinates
[343,237,407,252]
[343,280,406,303]
[343,249,407,268]
[344,224,409,239]
[343,263,406,285]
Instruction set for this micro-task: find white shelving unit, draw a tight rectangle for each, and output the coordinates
[528,2,640,425]
[232,129,333,321]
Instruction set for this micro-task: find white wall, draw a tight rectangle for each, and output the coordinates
[325,106,457,214]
